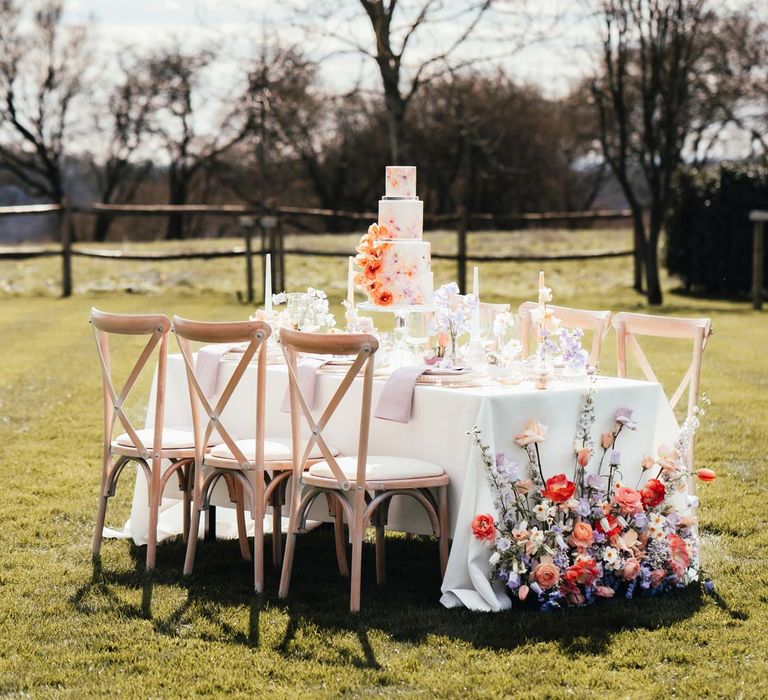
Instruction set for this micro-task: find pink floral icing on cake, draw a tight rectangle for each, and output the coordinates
[385,166,416,198]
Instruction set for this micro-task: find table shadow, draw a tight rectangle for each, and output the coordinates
[73,528,742,664]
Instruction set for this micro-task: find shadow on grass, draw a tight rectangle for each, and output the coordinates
[72,528,741,665]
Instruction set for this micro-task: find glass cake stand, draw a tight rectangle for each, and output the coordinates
[358,302,435,369]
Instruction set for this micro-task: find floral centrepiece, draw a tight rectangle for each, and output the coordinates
[470,389,713,610]
[432,282,478,362]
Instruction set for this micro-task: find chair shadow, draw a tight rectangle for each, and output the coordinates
[72,528,742,666]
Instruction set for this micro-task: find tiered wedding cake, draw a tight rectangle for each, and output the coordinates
[354,166,433,307]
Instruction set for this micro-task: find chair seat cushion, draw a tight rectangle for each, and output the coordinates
[114,428,206,450]
[208,439,340,462]
[308,455,444,481]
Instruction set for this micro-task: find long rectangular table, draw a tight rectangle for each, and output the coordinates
[123,355,678,611]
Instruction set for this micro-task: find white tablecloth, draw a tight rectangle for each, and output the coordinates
[123,355,678,611]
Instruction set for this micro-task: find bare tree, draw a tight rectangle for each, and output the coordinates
[0,0,88,203]
[141,45,254,239]
[88,58,158,241]
[592,0,710,305]
[301,0,533,164]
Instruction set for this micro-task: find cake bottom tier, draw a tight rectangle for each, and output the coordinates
[367,271,433,307]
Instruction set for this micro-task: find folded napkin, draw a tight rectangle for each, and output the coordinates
[281,357,327,412]
[195,343,244,399]
[374,365,428,423]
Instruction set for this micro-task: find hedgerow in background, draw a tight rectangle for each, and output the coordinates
[666,164,768,297]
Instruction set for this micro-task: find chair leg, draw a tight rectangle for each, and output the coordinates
[278,479,301,600]
[184,503,202,576]
[182,463,191,543]
[350,520,363,613]
[271,481,283,568]
[375,523,386,586]
[332,496,349,577]
[146,489,159,572]
[253,498,265,593]
[92,491,109,558]
[438,485,449,578]
[235,481,252,562]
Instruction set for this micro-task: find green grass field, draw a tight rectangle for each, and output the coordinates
[0,231,766,698]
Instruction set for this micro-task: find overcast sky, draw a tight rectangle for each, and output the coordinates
[63,0,601,98]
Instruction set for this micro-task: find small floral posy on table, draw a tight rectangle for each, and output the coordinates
[470,387,714,610]
[432,282,478,361]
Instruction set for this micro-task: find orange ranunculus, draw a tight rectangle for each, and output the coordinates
[563,557,600,588]
[577,448,591,467]
[471,514,495,542]
[570,521,594,549]
[541,474,576,503]
[375,289,394,306]
[613,485,643,515]
[697,468,716,482]
[640,478,666,508]
[367,223,390,240]
[531,560,561,589]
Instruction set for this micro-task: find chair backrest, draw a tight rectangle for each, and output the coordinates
[612,312,712,418]
[172,317,271,470]
[518,301,612,365]
[280,328,379,491]
[90,308,171,460]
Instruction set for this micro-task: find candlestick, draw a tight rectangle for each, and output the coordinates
[538,269,545,292]
[265,253,272,313]
[472,266,479,301]
[347,256,355,308]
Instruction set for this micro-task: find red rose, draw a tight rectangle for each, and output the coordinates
[471,514,496,542]
[541,474,576,503]
[595,513,622,538]
[640,478,666,508]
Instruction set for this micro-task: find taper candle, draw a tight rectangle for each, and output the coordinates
[347,256,355,308]
[265,253,272,312]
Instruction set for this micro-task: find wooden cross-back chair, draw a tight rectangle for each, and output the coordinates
[90,308,195,571]
[278,328,450,613]
[173,316,274,592]
[612,312,712,486]
[519,301,612,366]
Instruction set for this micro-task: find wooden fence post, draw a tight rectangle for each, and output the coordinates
[60,198,73,298]
[457,205,468,294]
[750,211,766,310]
[277,216,286,291]
[240,216,255,303]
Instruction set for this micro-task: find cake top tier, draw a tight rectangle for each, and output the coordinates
[385,166,416,198]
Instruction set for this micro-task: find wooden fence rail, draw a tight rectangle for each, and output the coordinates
[0,201,635,299]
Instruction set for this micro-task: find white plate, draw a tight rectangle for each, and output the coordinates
[423,366,472,376]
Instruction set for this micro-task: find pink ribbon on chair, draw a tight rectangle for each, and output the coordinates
[281,357,327,412]
[374,365,428,423]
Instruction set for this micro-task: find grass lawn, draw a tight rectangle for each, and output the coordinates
[0,232,766,698]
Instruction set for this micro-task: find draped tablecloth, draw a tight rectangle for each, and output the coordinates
[124,355,678,611]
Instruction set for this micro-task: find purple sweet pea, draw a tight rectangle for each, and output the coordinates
[633,512,648,528]
[610,449,622,465]
[593,530,606,544]
[615,407,638,430]
[577,498,591,517]
[586,473,604,490]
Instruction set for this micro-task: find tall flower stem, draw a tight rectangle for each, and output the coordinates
[533,443,545,484]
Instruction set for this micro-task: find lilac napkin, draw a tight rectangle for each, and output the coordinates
[281,357,327,412]
[196,344,244,398]
[374,365,428,423]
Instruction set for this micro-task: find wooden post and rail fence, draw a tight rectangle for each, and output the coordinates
[0,199,727,302]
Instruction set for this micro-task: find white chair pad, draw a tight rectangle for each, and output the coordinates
[308,455,444,481]
[114,428,204,450]
[209,438,340,462]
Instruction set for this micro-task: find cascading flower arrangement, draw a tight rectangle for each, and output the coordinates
[470,387,714,610]
[354,223,394,306]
